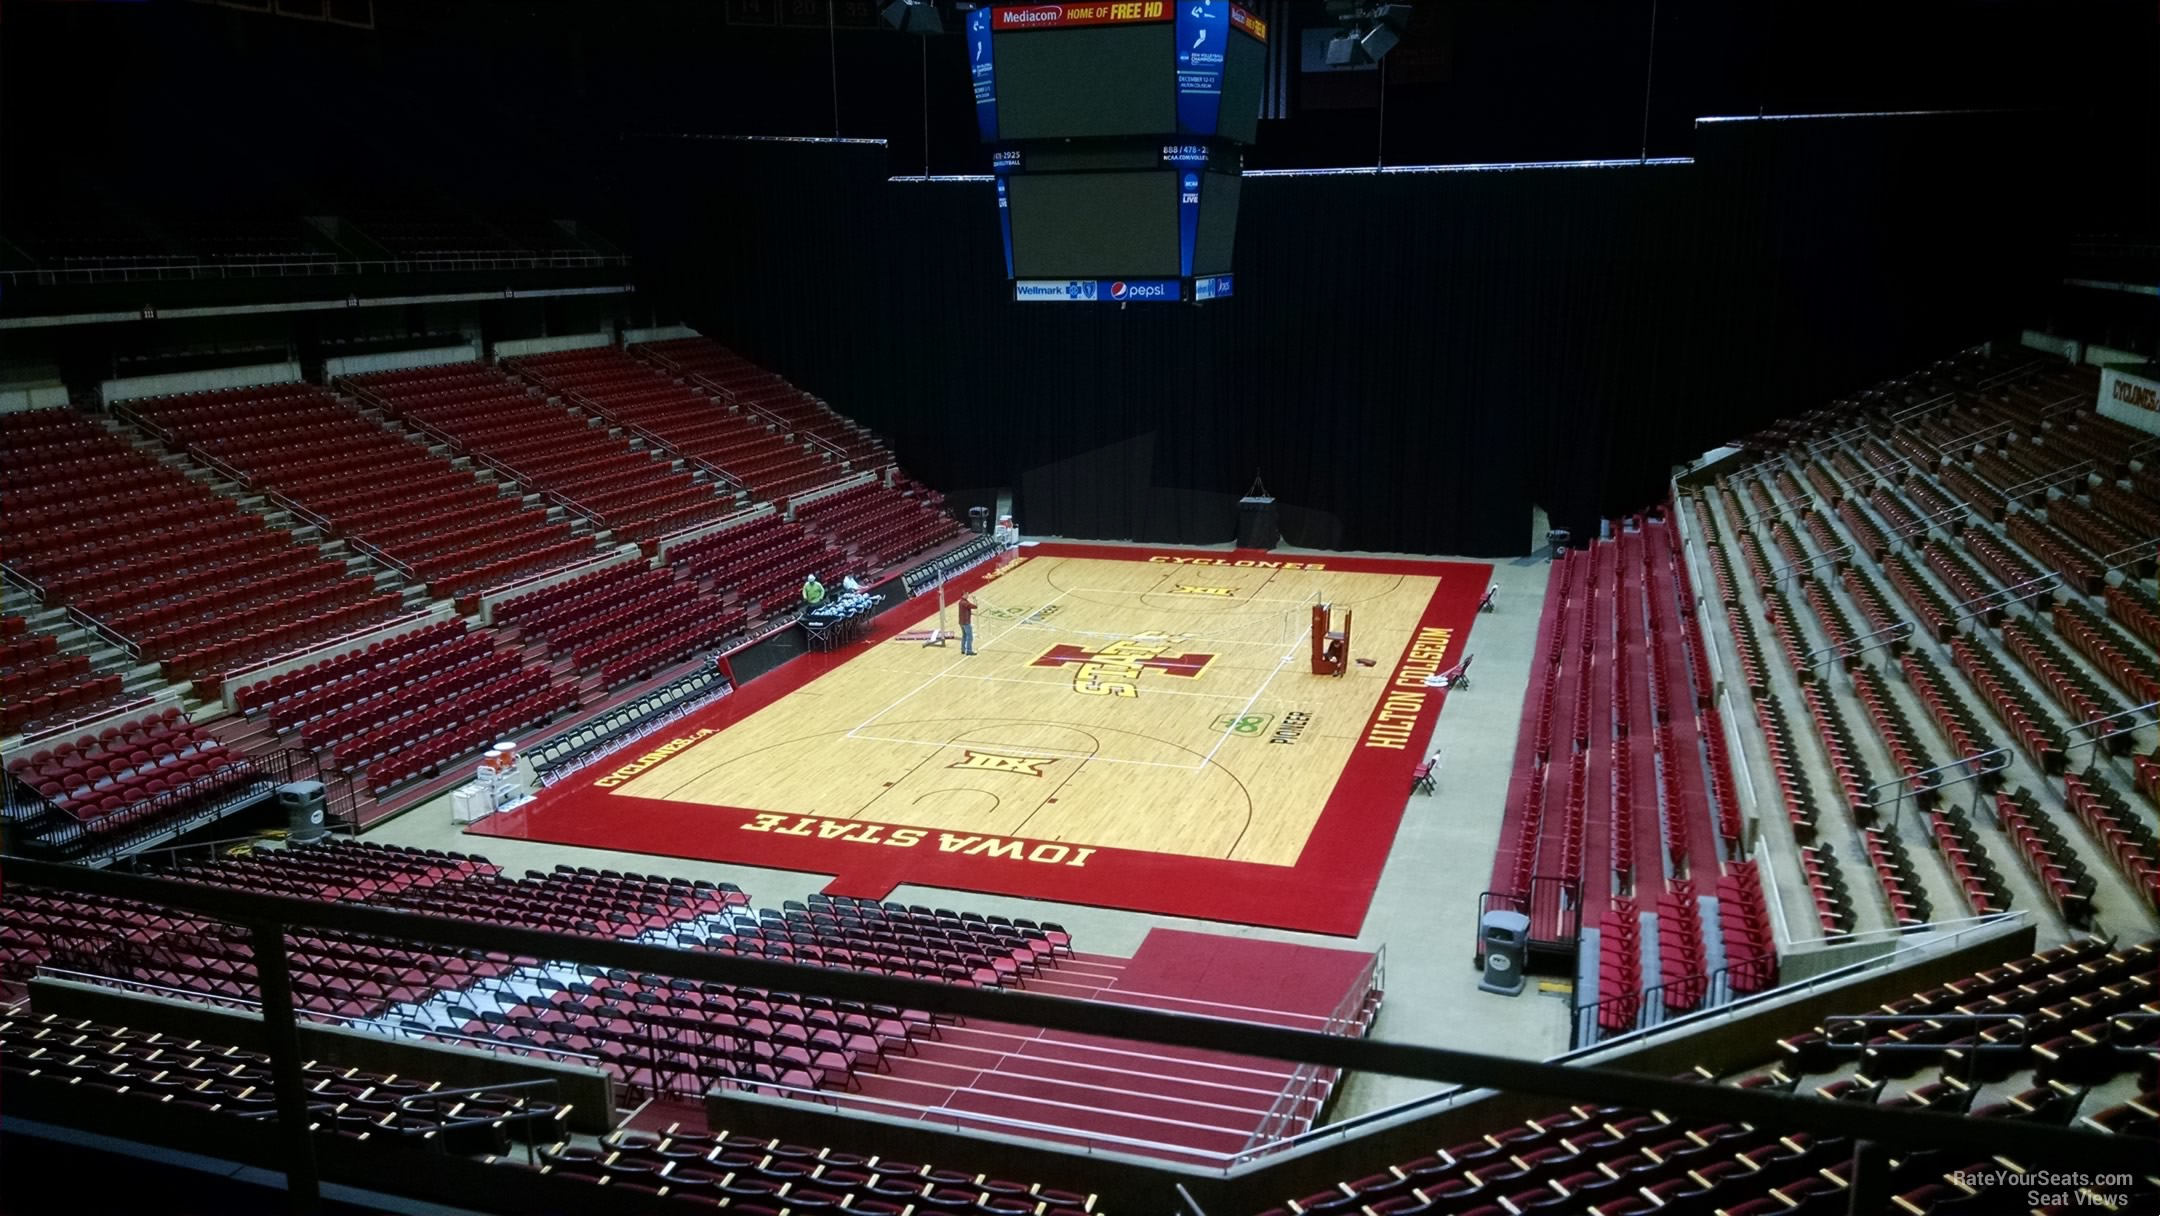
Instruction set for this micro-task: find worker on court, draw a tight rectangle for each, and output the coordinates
[802,573,826,610]
[959,592,977,655]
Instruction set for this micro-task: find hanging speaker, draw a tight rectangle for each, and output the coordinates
[1359,23,1400,61]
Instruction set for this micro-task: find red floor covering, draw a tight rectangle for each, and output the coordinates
[843,930,1376,1164]
[472,543,1489,936]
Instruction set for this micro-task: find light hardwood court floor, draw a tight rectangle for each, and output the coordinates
[616,552,1454,865]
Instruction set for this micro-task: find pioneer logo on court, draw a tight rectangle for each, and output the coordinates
[948,750,1056,776]
[1031,635,1216,697]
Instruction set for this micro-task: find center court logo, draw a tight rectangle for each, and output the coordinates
[1032,636,1216,697]
[948,750,1056,776]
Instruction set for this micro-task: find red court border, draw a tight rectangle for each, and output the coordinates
[472,544,1489,936]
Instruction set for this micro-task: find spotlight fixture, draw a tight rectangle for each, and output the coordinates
[1320,1,1410,66]
[880,0,945,34]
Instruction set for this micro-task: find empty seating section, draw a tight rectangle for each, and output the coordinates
[1859,826,1931,927]
[0,408,406,682]
[489,1126,1099,1215]
[496,560,749,687]
[1755,693,1817,841]
[0,624,128,735]
[510,348,843,503]
[121,382,596,598]
[793,481,967,572]
[0,841,1124,1147]
[2047,496,2147,570]
[1798,681,1875,818]
[1499,509,1763,1032]
[1848,664,1940,806]
[2091,481,2160,539]
[1797,841,1853,935]
[1999,617,2127,745]
[1896,649,1992,774]
[2008,513,2105,594]
[1962,525,2050,600]
[1921,537,2000,620]
[638,336,890,466]
[2106,582,2160,652]
[346,364,733,544]
[231,619,465,714]
[1993,787,2096,926]
[1885,551,1955,641]
[2,1010,580,1162]
[349,214,519,257]
[1,707,261,851]
[3,1010,1094,1216]
[220,613,571,796]
[2061,768,2160,914]
[1691,348,2160,960]
[668,514,836,614]
[1265,937,2158,1216]
[1921,804,2011,916]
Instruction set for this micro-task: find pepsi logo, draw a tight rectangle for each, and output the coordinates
[1110,281,1128,299]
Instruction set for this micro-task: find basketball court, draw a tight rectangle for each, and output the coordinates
[474,543,1490,934]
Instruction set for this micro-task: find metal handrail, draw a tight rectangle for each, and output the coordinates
[394,1079,562,1168]
[2062,700,2159,759]
[1931,419,2014,456]
[2096,537,2160,576]
[1868,747,2012,832]
[1973,357,2049,392]
[0,253,629,286]
[1890,499,1975,544]
[1886,388,1962,423]
[1998,457,2094,501]
[1774,540,1854,584]
[1236,946,1385,1155]
[6,857,2145,1204]
[1949,572,2061,624]
[1806,618,1912,669]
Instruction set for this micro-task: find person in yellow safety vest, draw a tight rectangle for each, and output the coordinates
[802,573,826,609]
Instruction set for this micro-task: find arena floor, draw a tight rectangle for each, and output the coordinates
[472,543,1492,934]
[378,537,1574,1118]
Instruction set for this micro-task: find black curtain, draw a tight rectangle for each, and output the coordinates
[1684,112,2070,441]
[619,140,1696,556]
[610,112,2069,557]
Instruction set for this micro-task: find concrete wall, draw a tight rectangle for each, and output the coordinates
[2019,330,2082,362]
[651,503,775,563]
[100,360,301,403]
[322,344,479,380]
[492,330,611,360]
[477,543,645,625]
[2085,343,2146,369]
[622,324,700,346]
[28,976,615,1132]
[0,378,70,413]
[221,604,460,711]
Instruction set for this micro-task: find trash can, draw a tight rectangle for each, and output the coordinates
[278,780,328,844]
[1478,909,1532,996]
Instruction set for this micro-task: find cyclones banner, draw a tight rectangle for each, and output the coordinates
[992,2,1172,30]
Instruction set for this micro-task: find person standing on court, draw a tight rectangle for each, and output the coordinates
[958,592,977,656]
[802,573,826,612]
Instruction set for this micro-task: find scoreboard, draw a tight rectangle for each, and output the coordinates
[969,0,1267,302]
